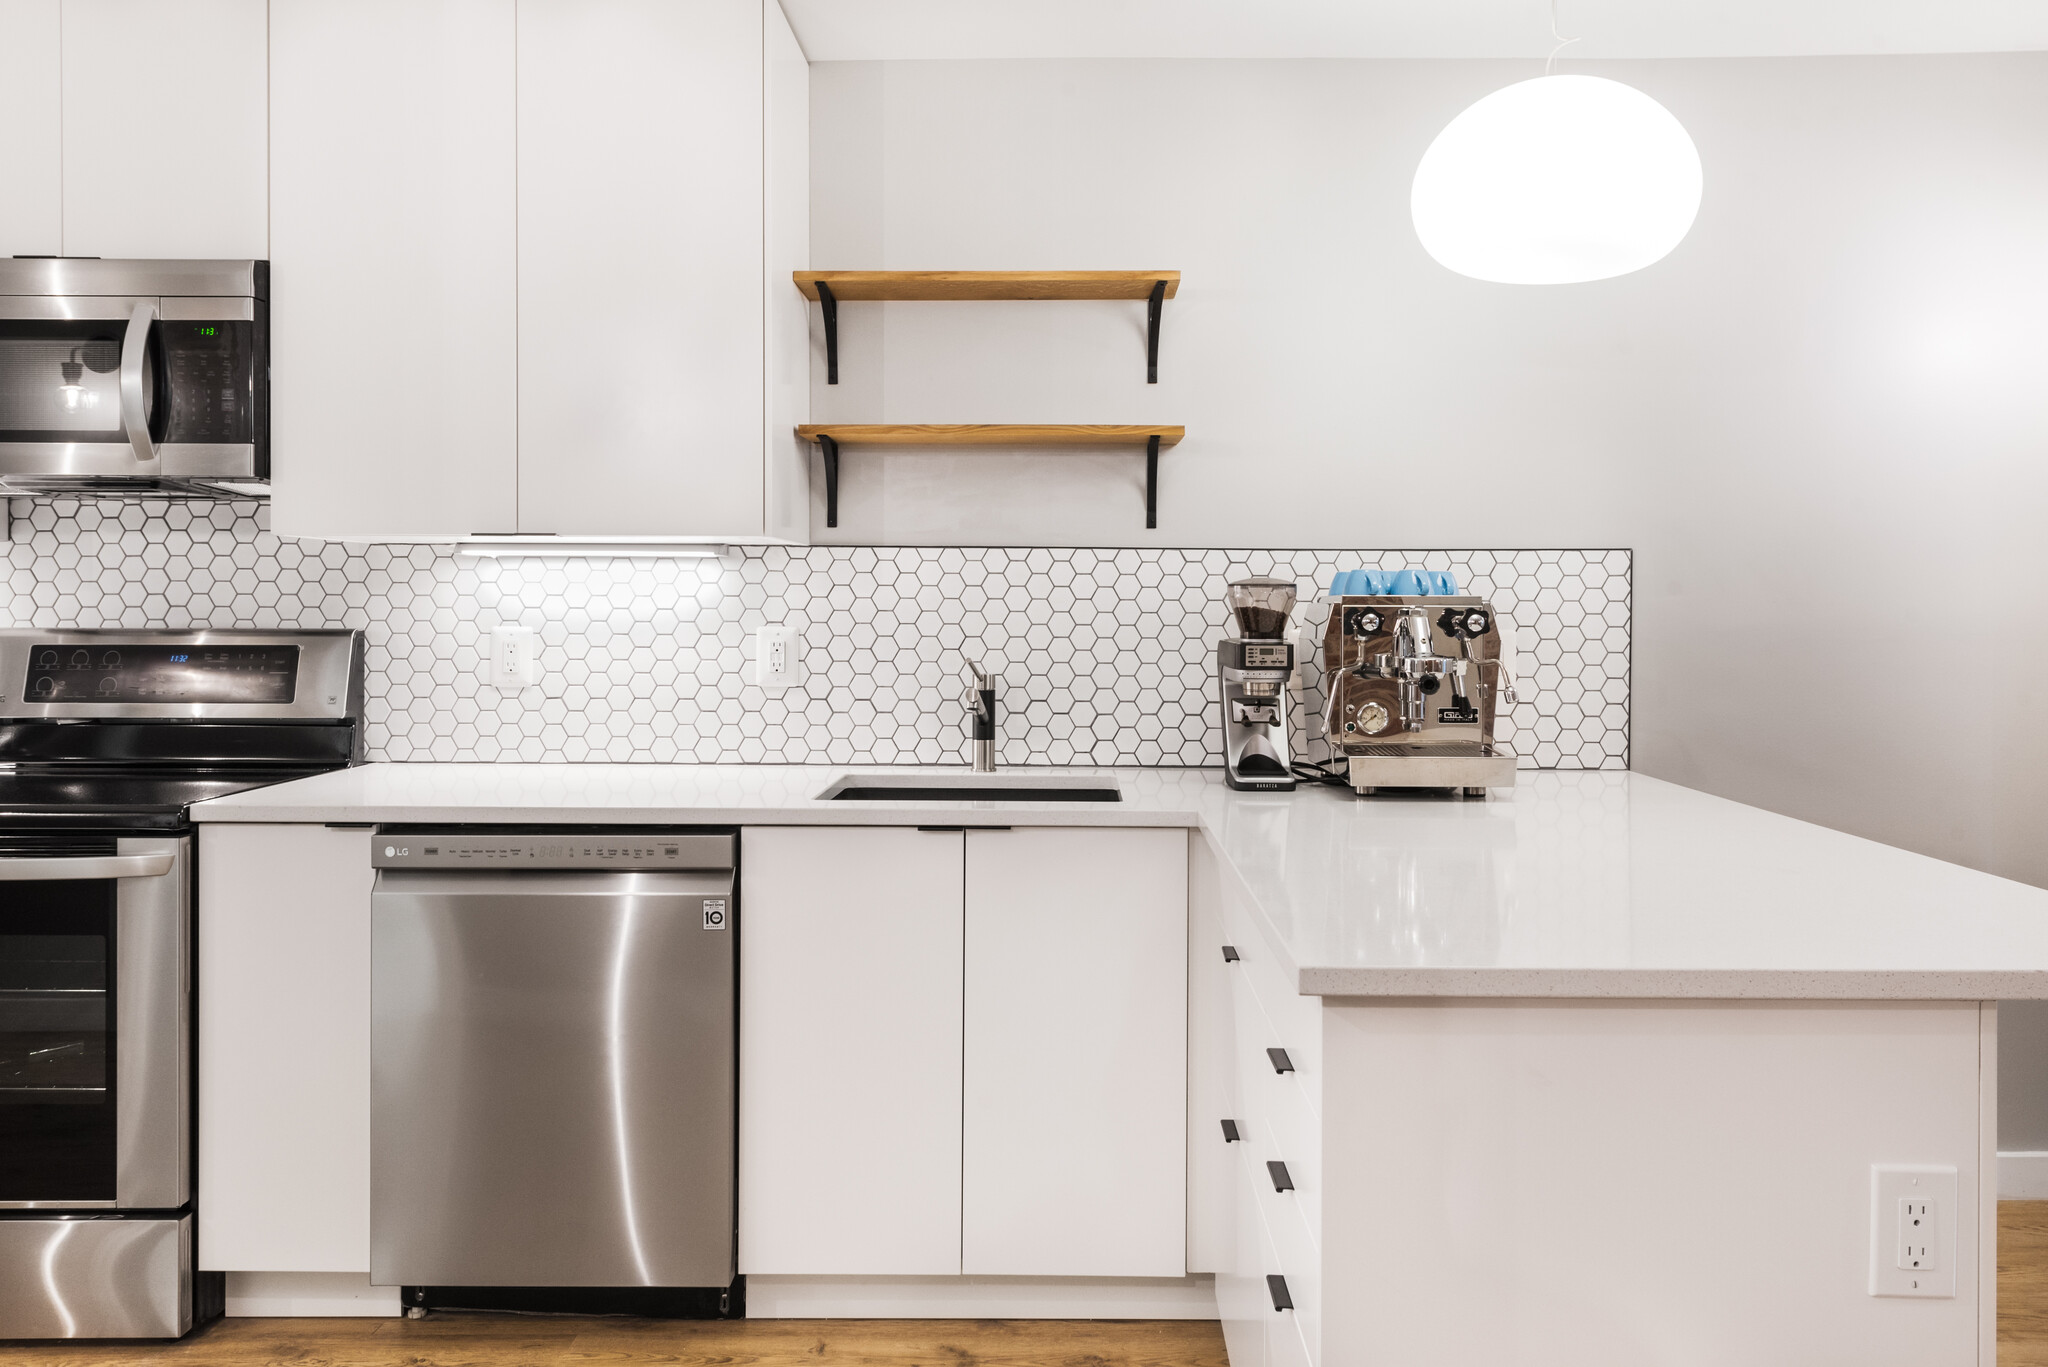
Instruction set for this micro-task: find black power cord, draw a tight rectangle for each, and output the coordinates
[1289,757,1353,789]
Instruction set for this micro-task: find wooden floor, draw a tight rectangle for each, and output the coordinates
[2006,1202,2048,1364]
[19,1205,2048,1367]
[5,1316,1228,1367]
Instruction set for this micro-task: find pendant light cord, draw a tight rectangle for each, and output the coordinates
[1546,0,1581,75]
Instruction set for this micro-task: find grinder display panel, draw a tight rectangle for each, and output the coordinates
[25,644,299,704]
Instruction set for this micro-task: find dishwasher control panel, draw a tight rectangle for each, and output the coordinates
[371,830,734,871]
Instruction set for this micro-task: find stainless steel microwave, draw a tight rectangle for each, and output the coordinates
[0,258,266,492]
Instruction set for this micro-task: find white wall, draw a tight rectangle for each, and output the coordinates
[808,53,2048,1138]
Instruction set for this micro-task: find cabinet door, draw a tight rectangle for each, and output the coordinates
[198,824,374,1272]
[515,0,765,537]
[761,0,810,543]
[963,828,1188,1276]
[0,0,62,257]
[61,0,267,259]
[268,0,517,539]
[1186,835,1239,1274]
[738,827,964,1274]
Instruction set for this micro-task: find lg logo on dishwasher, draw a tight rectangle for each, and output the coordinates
[702,899,728,931]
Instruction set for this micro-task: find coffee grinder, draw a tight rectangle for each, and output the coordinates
[1216,576,1298,791]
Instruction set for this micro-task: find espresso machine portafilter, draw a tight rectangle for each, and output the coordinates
[1216,577,1298,791]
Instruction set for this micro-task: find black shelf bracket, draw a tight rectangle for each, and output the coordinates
[1146,279,1165,383]
[1145,434,1160,530]
[819,434,840,528]
[817,280,840,385]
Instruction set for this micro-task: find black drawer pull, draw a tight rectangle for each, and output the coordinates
[1221,1119,1240,1143]
[1267,1047,1294,1074]
[1267,1160,1293,1192]
[1221,944,1240,962]
[1268,1274,1293,1312]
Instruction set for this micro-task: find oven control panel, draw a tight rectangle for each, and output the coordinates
[25,643,298,704]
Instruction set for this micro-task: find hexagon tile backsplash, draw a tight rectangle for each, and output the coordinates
[2,499,1628,769]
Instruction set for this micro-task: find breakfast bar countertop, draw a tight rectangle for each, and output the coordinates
[191,764,2048,1001]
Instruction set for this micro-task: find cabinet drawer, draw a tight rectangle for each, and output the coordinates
[1251,1142,1321,1361]
[1213,869,1322,1102]
[1227,966,1322,1242]
[1236,1141,1319,1367]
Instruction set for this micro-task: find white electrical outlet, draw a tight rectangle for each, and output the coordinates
[754,623,802,690]
[488,625,542,689]
[1870,1164,1957,1297]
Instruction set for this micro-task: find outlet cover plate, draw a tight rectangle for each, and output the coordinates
[1870,1163,1958,1297]
[753,623,803,691]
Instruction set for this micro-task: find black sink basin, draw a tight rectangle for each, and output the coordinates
[829,784,1122,803]
[819,774,1123,803]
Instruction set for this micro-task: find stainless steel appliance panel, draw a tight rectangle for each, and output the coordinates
[0,629,362,722]
[372,868,736,1287]
[0,838,185,1212]
[0,260,263,299]
[0,1215,192,1339]
[0,260,264,482]
[114,838,187,1211]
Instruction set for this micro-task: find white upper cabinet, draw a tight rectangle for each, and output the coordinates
[268,0,519,540]
[0,1,63,257]
[62,0,268,259]
[266,0,808,542]
[517,0,805,539]
[0,0,266,260]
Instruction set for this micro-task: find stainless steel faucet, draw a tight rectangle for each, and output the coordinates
[962,659,997,772]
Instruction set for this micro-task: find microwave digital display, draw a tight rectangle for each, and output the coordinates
[25,644,299,704]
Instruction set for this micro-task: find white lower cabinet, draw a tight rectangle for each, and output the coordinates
[962,828,1188,1276]
[197,824,375,1272]
[737,824,1190,1280]
[200,820,1189,1286]
[738,827,965,1274]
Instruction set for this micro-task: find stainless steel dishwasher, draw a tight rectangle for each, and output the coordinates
[369,829,736,1307]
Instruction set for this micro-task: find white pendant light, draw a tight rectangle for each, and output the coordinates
[1411,73,1703,285]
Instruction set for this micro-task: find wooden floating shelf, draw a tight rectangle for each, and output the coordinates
[796,424,1182,447]
[795,425,1185,530]
[793,271,1181,384]
[793,271,1179,302]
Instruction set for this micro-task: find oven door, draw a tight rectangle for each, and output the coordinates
[0,297,259,480]
[0,836,188,1211]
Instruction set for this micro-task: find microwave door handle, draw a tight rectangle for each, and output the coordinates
[0,853,176,880]
[118,301,160,462]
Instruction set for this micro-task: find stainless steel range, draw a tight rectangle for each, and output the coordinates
[0,629,362,1340]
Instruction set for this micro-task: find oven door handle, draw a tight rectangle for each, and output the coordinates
[0,853,175,880]
[118,301,160,463]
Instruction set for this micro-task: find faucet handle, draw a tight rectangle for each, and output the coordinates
[964,657,994,692]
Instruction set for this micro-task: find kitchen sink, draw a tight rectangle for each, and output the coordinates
[818,773,1123,803]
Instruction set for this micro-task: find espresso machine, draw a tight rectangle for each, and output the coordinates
[1321,590,1519,794]
[1216,577,1298,791]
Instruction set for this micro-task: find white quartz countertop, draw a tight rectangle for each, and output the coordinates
[192,764,2048,1000]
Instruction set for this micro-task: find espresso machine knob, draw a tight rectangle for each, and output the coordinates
[1437,606,1492,639]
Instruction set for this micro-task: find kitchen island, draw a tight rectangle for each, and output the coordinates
[191,766,2048,1365]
